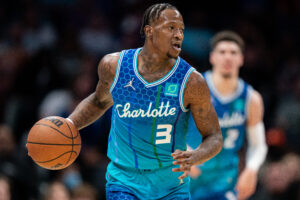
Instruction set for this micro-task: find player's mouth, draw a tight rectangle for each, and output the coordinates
[172,43,182,52]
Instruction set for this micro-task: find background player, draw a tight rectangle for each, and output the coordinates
[187,31,268,200]
[67,3,223,200]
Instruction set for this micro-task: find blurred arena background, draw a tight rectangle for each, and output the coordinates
[0,0,299,199]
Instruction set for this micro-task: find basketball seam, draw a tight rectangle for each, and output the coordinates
[35,123,73,139]
[65,120,74,166]
[27,141,81,145]
[34,151,78,163]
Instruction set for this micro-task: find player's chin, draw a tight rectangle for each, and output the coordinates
[221,73,233,79]
[221,71,234,78]
[167,50,181,59]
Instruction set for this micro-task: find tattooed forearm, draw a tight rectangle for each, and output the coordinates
[192,102,222,165]
[69,93,113,130]
[193,132,223,165]
[91,93,105,109]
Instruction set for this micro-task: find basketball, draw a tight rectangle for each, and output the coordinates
[26,116,81,170]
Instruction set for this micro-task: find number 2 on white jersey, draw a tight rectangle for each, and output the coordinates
[155,124,172,144]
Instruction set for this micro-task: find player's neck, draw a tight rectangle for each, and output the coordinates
[211,72,239,96]
[139,47,174,73]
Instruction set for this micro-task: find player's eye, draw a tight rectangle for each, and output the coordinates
[169,26,174,30]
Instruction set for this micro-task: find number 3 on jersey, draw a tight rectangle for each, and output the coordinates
[155,124,172,144]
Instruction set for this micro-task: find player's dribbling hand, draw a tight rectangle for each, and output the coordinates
[171,149,195,179]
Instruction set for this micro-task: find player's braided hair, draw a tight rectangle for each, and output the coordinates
[210,30,245,52]
[140,3,178,37]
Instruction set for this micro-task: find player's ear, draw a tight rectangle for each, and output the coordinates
[144,25,153,37]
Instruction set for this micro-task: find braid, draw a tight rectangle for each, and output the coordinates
[140,3,178,37]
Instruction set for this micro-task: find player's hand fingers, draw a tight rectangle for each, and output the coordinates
[171,149,183,157]
[172,164,191,172]
[178,171,189,180]
[172,158,191,165]
[25,144,30,156]
[171,149,182,154]
[172,151,191,159]
[172,167,182,172]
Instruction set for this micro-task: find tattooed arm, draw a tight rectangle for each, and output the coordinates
[68,52,120,130]
[172,71,222,178]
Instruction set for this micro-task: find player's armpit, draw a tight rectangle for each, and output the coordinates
[183,71,222,165]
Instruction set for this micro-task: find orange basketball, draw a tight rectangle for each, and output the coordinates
[27,116,81,170]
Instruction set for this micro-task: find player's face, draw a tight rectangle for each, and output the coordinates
[210,41,244,79]
[150,9,184,59]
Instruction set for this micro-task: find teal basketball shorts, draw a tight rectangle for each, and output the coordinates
[106,161,191,200]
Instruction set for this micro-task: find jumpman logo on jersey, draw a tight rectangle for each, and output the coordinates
[124,78,136,90]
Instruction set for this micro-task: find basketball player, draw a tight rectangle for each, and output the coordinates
[187,31,268,200]
[66,3,223,200]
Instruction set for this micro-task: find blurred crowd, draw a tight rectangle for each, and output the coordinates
[0,0,299,199]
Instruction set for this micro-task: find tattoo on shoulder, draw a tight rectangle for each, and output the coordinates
[184,72,210,103]
[98,54,119,80]
[97,53,119,93]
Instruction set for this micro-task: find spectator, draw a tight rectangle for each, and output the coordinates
[71,183,97,200]
[275,74,300,153]
[0,124,39,199]
[253,152,300,200]
[78,13,116,56]
[42,181,71,200]
[0,174,11,200]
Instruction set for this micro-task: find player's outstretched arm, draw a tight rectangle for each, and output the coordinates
[68,53,120,130]
[172,71,222,177]
[236,90,267,200]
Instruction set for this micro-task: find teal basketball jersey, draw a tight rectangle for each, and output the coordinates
[187,71,253,198]
[108,48,195,170]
